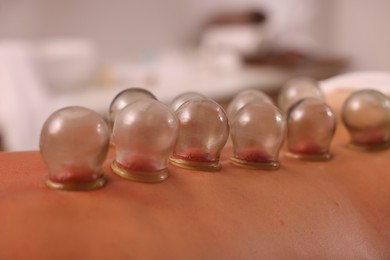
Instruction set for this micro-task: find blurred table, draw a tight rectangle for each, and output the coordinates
[64,49,347,114]
[68,66,288,114]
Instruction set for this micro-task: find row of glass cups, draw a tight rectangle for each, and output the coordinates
[40,78,390,190]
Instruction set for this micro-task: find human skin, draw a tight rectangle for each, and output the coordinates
[0,91,389,259]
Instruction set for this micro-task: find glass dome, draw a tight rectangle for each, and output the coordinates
[286,98,336,160]
[278,77,324,114]
[112,99,178,182]
[341,89,390,151]
[230,103,286,170]
[170,92,207,111]
[170,99,229,171]
[227,89,273,121]
[40,106,110,190]
[108,88,157,131]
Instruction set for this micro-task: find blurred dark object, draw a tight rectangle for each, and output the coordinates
[244,49,349,79]
[206,10,267,26]
[200,9,348,80]
[199,10,268,60]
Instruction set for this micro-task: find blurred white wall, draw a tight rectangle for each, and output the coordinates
[326,0,390,71]
[0,0,389,70]
[0,0,188,58]
[0,0,330,58]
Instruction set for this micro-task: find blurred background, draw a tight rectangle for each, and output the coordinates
[0,0,389,151]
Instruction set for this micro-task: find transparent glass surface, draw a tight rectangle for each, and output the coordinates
[278,77,324,114]
[341,89,390,150]
[230,103,286,169]
[287,98,336,160]
[108,88,157,129]
[113,99,178,174]
[227,89,273,121]
[170,92,207,111]
[172,99,229,168]
[40,106,110,184]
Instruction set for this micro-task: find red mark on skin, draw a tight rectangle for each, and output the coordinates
[236,148,274,163]
[279,219,286,226]
[175,148,215,162]
[51,166,100,183]
[354,130,387,146]
[120,155,161,172]
[290,140,326,155]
